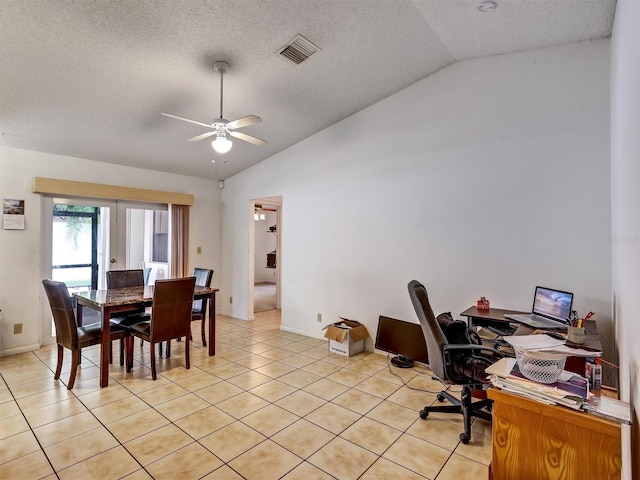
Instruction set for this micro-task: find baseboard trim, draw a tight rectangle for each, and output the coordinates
[0,343,41,358]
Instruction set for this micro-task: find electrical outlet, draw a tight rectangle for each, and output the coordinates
[229,296,233,304]
[317,313,322,323]
[196,246,202,254]
[14,323,23,334]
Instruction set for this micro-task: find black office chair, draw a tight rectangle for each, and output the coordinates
[408,280,503,444]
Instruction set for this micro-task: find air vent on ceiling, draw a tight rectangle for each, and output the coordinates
[277,34,320,65]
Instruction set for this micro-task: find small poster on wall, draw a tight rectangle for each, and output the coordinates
[3,199,25,230]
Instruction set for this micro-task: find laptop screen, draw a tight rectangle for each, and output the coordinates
[532,286,573,322]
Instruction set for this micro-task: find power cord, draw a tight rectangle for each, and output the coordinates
[384,353,451,395]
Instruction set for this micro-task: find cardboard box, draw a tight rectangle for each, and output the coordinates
[323,318,370,356]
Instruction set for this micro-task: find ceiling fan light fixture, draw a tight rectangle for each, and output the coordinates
[212,135,232,154]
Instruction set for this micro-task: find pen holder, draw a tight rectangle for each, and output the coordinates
[567,326,586,344]
[477,298,490,310]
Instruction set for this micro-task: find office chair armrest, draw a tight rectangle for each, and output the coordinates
[443,344,504,357]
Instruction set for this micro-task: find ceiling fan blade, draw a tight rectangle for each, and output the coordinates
[229,130,267,146]
[161,112,211,129]
[227,115,262,130]
[187,131,216,142]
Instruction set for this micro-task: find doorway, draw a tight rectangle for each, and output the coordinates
[250,197,281,317]
[41,197,168,344]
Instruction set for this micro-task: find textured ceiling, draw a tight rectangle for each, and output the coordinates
[0,0,616,181]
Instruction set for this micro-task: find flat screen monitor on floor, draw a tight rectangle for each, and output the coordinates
[374,315,428,368]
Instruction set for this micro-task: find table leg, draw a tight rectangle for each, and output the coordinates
[100,306,110,387]
[208,293,216,356]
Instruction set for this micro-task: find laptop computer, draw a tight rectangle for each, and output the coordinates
[505,286,573,329]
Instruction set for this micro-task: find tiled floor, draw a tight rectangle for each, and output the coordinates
[0,311,492,479]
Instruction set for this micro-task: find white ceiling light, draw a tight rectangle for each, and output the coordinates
[212,134,232,154]
[478,1,497,12]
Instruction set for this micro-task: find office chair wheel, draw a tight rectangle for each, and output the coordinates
[419,409,429,419]
[459,433,470,444]
[437,393,446,402]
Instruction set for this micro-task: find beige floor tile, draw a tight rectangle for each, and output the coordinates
[207,362,250,379]
[333,388,383,415]
[201,464,246,480]
[195,380,244,404]
[344,358,386,376]
[301,360,342,376]
[174,405,235,439]
[359,457,427,480]
[407,416,465,451]
[453,430,493,465]
[136,382,190,406]
[305,402,361,435]
[259,348,295,361]
[44,426,119,471]
[279,369,322,388]
[146,442,223,480]
[154,392,210,421]
[107,408,169,443]
[0,400,22,421]
[387,385,437,411]
[242,404,299,437]
[281,461,337,480]
[275,390,327,417]
[303,378,350,400]
[383,433,450,479]
[174,372,222,391]
[34,410,102,446]
[124,424,193,466]
[271,419,335,459]
[249,379,297,402]
[0,430,41,464]
[10,378,74,402]
[437,453,489,480]
[340,417,402,454]
[0,413,30,439]
[325,368,369,388]
[355,376,402,399]
[0,448,55,479]
[234,354,274,369]
[57,445,140,480]
[15,386,76,412]
[366,400,420,431]
[216,391,269,419]
[228,439,302,480]
[22,397,87,428]
[199,422,266,462]
[308,436,378,480]
[254,361,297,378]
[226,370,273,390]
[91,395,150,424]
[0,388,13,404]
[279,353,316,368]
[122,468,154,479]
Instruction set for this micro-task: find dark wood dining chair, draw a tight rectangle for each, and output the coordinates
[165,267,214,357]
[106,269,150,351]
[126,277,196,380]
[42,279,128,390]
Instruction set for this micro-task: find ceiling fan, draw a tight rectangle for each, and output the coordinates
[162,61,266,154]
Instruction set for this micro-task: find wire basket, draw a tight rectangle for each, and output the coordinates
[515,349,566,384]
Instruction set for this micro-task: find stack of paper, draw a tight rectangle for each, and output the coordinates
[486,357,589,410]
[502,334,601,357]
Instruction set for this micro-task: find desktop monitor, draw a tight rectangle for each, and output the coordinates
[374,315,428,368]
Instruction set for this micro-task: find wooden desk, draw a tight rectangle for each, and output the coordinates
[74,284,218,387]
[460,306,527,329]
[488,388,621,480]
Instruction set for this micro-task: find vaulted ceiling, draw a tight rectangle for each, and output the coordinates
[0,0,616,181]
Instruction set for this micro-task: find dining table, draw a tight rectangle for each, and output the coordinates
[73,284,219,387]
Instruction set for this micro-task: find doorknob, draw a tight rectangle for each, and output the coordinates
[110,258,116,264]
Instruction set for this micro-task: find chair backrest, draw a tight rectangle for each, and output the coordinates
[42,279,79,349]
[150,277,196,343]
[407,280,449,380]
[192,268,213,314]
[106,269,144,289]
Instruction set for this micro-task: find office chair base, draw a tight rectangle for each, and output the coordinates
[419,387,492,444]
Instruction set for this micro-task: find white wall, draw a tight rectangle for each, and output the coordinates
[221,40,611,351]
[610,0,640,476]
[0,146,221,355]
